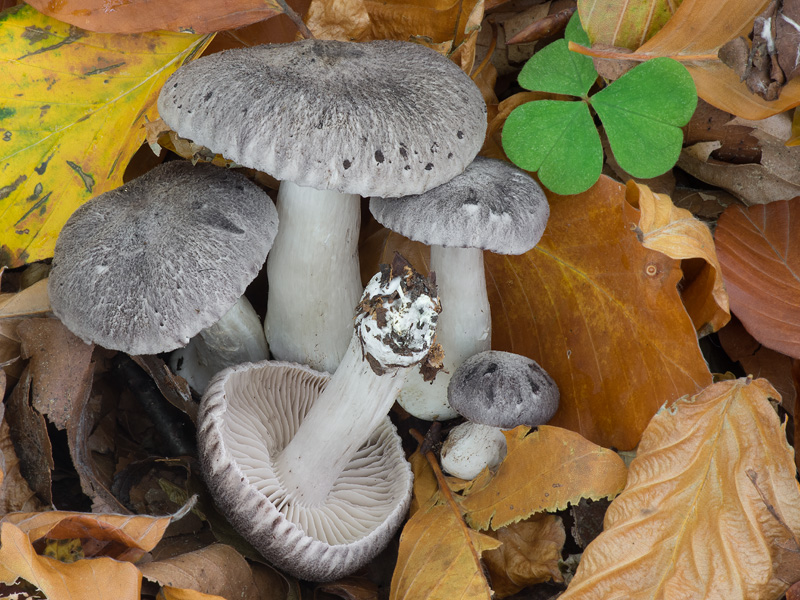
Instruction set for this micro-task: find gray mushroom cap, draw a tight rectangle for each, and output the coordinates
[370,156,549,254]
[157,39,487,197]
[448,350,559,429]
[48,161,278,355]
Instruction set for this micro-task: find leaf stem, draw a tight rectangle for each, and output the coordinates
[410,427,485,570]
[272,0,315,39]
[567,41,718,63]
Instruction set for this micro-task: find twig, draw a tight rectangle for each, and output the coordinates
[272,0,315,39]
[567,41,718,63]
[472,20,497,80]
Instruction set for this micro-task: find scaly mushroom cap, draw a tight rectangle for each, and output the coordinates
[370,156,549,254]
[157,39,487,197]
[448,350,559,429]
[49,161,277,355]
[198,360,413,581]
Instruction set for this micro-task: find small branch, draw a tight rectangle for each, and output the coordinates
[273,0,315,39]
[567,41,718,63]
[472,20,497,80]
[410,427,484,567]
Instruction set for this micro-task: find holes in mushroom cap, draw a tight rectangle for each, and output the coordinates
[343,159,351,170]
[424,163,433,171]
[457,130,464,139]
[375,150,385,164]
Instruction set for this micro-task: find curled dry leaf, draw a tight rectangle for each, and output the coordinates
[25,0,287,34]
[390,499,500,600]
[0,416,46,516]
[714,198,800,359]
[18,318,94,430]
[140,543,287,600]
[635,0,800,119]
[461,426,627,530]
[559,378,800,600]
[481,513,566,598]
[678,132,800,206]
[626,181,729,335]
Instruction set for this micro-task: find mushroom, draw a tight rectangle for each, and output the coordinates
[197,255,441,581]
[48,161,277,356]
[169,295,269,394]
[157,39,486,373]
[440,350,559,479]
[370,156,549,420]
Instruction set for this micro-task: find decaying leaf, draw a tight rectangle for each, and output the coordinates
[715,198,800,359]
[626,181,729,335]
[559,378,800,600]
[25,0,287,34]
[577,0,682,50]
[390,499,500,600]
[0,279,51,319]
[481,513,566,598]
[635,0,800,119]
[0,415,45,516]
[0,5,210,268]
[485,176,712,449]
[461,426,627,530]
[18,318,94,430]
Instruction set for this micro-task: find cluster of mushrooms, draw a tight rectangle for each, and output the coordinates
[47,39,558,581]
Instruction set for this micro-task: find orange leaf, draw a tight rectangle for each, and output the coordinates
[626,180,729,335]
[636,0,800,119]
[25,0,287,34]
[390,500,500,600]
[559,378,800,600]
[486,175,712,449]
[461,426,627,530]
[0,521,142,599]
[715,199,800,359]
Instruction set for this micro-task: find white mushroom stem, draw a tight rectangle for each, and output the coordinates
[398,245,490,420]
[170,296,269,393]
[265,180,363,374]
[440,421,507,480]
[275,261,440,507]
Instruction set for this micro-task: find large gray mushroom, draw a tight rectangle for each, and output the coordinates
[197,257,441,581]
[370,156,549,420]
[158,39,486,374]
[440,350,559,479]
[48,161,277,356]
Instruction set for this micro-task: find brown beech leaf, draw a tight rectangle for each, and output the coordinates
[461,426,627,530]
[626,181,729,335]
[0,415,46,515]
[25,0,288,34]
[18,318,94,430]
[486,176,713,449]
[559,377,800,600]
[714,198,800,359]
[408,450,439,517]
[0,279,51,319]
[390,499,500,600]
[635,0,800,120]
[140,544,287,600]
[481,513,566,598]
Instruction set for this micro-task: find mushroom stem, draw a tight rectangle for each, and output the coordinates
[397,245,490,420]
[170,295,269,393]
[275,258,440,507]
[275,335,407,506]
[265,181,363,374]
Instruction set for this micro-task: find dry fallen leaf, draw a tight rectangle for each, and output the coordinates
[390,499,500,600]
[461,426,627,530]
[714,198,800,359]
[481,513,566,598]
[559,377,800,600]
[578,0,682,50]
[626,181,729,335]
[635,0,800,119]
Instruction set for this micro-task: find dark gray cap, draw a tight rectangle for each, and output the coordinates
[157,40,486,197]
[49,161,278,355]
[370,156,549,254]
[448,350,559,429]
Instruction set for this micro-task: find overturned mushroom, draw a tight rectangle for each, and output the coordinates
[440,350,559,479]
[197,256,441,580]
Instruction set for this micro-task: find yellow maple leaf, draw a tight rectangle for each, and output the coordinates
[0,4,210,268]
